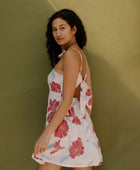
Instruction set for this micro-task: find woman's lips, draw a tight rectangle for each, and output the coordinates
[57,38,64,41]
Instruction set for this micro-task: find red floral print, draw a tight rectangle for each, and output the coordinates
[54,119,69,138]
[34,155,43,160]
[46,99,60,123]
[88,97,92,106]
[83,114,86,119]
[67,107,81,125]
[98,162,102,165]
[50,140,65,154]
[50,81,61,92]
[48,99,60,112]
[72,116,81,125]
[86,88,92,106]
[67,107,74,117]
[97,141,101,148]
[47,112,55,123]
[92,125,96,133]
[69,137,84,159]
[86,88,92,96]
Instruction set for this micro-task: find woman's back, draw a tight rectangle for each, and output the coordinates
[51,47,92,97]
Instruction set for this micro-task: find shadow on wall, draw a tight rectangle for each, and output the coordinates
[82,50,140,170]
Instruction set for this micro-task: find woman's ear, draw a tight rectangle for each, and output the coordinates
[72,25,77,35]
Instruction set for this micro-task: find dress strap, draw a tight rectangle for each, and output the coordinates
[83,57,88,81]
[71,48,87,80]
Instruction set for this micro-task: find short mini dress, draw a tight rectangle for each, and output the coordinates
[32,48,103,167]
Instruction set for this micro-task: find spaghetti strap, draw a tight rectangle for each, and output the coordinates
[71,48,87,80]
[83,57,88,81]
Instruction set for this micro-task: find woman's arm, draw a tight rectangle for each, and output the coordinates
[44,49,81,136]
[34,49,81,155]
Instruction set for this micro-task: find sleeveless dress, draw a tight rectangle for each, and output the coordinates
[32,48,103,167]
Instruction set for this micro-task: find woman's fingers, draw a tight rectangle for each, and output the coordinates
[34,143,38,156]
[33,133,50,155]
[37,143,41,154]
[39,145,47,152]
[34,143,47,155]
[43,146,47,151]
[40,146,44,153]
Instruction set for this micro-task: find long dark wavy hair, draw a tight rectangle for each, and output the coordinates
[45,9,87,68]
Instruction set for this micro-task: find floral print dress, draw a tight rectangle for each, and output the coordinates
[32,48,103,167]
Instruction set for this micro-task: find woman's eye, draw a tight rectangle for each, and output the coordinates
[52,29,57,31]
[60,27,65,30]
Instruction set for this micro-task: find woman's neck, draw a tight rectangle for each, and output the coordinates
[58,40,78,58]
[61,40,77,51]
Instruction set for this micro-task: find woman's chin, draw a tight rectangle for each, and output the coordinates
[57,41,66,46]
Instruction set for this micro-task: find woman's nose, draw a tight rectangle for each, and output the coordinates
[56,30,61,36]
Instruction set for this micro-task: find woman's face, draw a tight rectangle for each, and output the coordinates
[52,18,76,47]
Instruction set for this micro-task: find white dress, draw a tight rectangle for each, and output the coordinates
[32,48,103,167]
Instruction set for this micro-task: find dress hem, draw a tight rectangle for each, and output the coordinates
[32,154,103,168]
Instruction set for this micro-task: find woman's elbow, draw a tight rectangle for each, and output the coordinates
[62,97,73,109]
[63,97,73,107]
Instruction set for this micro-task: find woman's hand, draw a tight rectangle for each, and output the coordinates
[34,131,50,156]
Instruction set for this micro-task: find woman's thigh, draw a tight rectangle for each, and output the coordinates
[73,167,92,170]
[37,162,62,170]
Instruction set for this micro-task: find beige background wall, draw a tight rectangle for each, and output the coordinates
[0,0,140,170]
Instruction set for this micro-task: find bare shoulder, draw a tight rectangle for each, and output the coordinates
[63,48,81,60]
[62,48,81,70]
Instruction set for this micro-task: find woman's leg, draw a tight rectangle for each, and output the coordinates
[37,162,62,170]
[73,167,92,170]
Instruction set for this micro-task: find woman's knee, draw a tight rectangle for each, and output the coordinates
[73,167,92,170]
[37,162,62,170]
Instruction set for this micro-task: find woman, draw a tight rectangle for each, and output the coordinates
[32,9,103,170]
